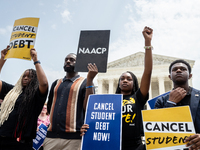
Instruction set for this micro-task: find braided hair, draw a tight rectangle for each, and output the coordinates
[115,71,139,95]
[16,69,39,137]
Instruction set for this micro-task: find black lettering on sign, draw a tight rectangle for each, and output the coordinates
[178,123,184,132]
[146,138,151,145]
[166,136,172,144]
[13,25,36,33]
[23,57,30,59]
[146,136,188,145]
[10,33,36,40]
[179,136,188,143]
[9,40,33,49]
[153,123,161,131]
[13,40,18,48]
[19,40,25,48]
[152,137,159,144]
[145,122,193,132]
[78,47,107,54]
[146,122,152,131]
[162,123,169,131]
[185,124,192,132]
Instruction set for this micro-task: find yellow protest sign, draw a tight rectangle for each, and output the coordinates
[142,106,195,150]
[5,17,39,60]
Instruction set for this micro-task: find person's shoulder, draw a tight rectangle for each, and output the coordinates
[191,87,200,93]
[1,81,14,87]
[1,81,14,92]
[78,75,86,80]
[78,76,87,83]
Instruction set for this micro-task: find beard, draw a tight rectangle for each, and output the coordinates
[63,65,75,73]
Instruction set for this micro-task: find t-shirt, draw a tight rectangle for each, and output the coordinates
[122,89,148,147]
[0,81,47,140]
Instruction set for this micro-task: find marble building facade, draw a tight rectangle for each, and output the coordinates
[97,52,195,101]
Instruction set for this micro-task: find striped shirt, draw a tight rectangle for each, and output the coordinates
[46,75,86,139]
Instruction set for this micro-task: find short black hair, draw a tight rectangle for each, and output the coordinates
[115,71,139,95]
[169,59,191,74]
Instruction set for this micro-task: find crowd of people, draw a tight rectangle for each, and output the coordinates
[0,26,200,150]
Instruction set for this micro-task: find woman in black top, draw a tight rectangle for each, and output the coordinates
[115,26,153,150]
[0,46,48,150]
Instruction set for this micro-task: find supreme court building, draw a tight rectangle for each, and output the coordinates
[97,52,195,103]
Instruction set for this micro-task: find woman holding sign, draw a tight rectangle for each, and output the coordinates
[115,26,153,150]
[81,26,153,150]
[0,46,48,150]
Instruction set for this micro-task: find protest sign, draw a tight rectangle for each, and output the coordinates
[142,106,195,150]
[33,123,47,150]
[147,91,170,109]
[81,94,122,150]
[5,17,39,60]
[75,30,110,72]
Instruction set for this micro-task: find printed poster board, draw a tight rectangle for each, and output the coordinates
[5,17,40,60]
[33,123,48,150]
[75,30,110,73]
[142,106,195,150]
[81,94,122,150]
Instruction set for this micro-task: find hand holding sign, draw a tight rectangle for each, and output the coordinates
[80,124,89,136]
[142,106,196,150]
[0,46,9,73]
[30,48,38,62]
[5,17,39,60]
[1,46,9,59]
[81,94,122,150]
[185,134,200,150]
[75,30,110,72]
[87,63,98,82]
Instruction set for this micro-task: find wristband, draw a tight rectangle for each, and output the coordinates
[144,46,153,50]
[86,85,94,89]
[167,100,177,105]
[34,60,41,65]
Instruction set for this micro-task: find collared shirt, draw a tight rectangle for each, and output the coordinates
[47,75,87,139]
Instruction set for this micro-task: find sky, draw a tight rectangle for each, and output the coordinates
[1,0,200,90]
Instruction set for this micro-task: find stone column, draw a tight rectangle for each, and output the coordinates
[158,77,165,95]
[149,83,152,99]
[97,79,103,94]
[171,80,173,89]
[189,78,193,87]
[109,79,114,94]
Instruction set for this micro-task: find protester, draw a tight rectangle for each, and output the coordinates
[81,26,153,150]
[154,59,200,150]
[36,104,50,150]
[0,46,48,150]
[37,103,50,130]
[43,53,98,150]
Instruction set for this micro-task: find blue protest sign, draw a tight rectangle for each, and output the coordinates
[81,94,122,150]
[32,123,48,150]
[147,91,170,109]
